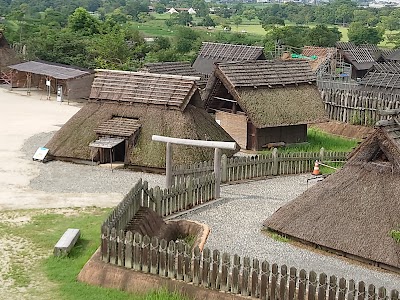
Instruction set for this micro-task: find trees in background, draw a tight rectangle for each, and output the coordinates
[348,22,384,45]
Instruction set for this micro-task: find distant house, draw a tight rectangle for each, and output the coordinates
[46,71,236,169]
[8,60,94,100]
[166,7,178,14]
[359,61,400,94]
[140,61,208,87]
[192,42,266,75]
[188,7,196,14]
[203,60,326,150]
[264,111,400,272]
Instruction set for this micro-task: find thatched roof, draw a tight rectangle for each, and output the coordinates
[0,31,19,72]
[264,121,400,270]
[140,62,208,86]
[9,60,92,80]
[46,71,236,168]
[90,70,201,111]
[204,60,326,128]
[192,42,265,75]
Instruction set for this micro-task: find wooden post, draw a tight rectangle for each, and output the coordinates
[221,154,227,183]
[166,142,172,188]
[214,148,222,198]
[272,148,278,176]
[319,147,325,163]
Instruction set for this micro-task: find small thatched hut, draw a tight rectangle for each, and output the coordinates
[264,114,400,272]
[192,42,265,75]
[46,70,236,169]
[203,60,326,150]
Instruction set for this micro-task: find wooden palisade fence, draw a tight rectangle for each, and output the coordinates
[320,88,400,126]
[172,148,349,184]
[102,174,216,232]
[101,231,399,300]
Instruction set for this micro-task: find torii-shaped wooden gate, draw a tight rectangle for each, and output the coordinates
[152,135,237,198]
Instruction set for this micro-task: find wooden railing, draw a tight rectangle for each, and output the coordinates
[101,231,399,300]
[102,175,216,232]
[172,148,349,184]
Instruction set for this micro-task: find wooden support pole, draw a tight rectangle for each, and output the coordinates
[166,142,172,188]
[214,148,221,198]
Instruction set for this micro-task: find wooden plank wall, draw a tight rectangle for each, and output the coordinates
[172,149,349,184]
[101,232,399,300]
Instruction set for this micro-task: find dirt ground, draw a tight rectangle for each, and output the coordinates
[0,87,125,211]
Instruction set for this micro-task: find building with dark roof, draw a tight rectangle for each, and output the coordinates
[8,60,94,99]
[46,70,237,168]
[264,110,400,273]
[359,61,400,93]
[192,42,265,75]
[203,60,326,150]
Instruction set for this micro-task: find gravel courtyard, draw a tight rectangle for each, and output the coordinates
[1,87,399,293]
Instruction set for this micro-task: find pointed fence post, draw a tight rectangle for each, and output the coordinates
[221,154,228,183]
[214,148,222,198]
[319,147,325,163]
[166,142,172,188]
[272,148,279,175]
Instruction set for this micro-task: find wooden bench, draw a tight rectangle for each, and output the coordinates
[54,228,80,257]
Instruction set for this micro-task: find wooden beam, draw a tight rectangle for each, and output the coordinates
[152,135,237,150]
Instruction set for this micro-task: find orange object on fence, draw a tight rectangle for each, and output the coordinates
[312,160,320,176]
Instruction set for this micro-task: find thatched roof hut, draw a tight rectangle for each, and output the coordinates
[203,60,326,150]
[192,42,265,75]
[0,31,19,81]
[46,70,236,169]
[264,114,400,272]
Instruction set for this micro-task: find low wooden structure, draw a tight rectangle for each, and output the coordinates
[264,110,400,272]
[54,228,80,257]
[45,70,236,169]
[359,61,400,94]
[8,60,94,99]
[192,42,265,75]
[203,60,327,150]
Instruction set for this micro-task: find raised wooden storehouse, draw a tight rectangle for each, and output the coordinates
[140,61,208,87]
[192,42,265,75]
[8,61,94,99]
[45,70,237,169]
[264,111,400,272]
[203,60,326,150]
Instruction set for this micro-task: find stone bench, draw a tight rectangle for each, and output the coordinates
[54,228,80,257]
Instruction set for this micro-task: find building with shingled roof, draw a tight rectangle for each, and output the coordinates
[203,60,326,150]
[359,61,400,93]
[264,110,400,273]
[140,61,208,87]
[45,70,236,168]
[192,42,265,75]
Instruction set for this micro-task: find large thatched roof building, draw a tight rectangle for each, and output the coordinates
[264,114,400,272]
[203,60,326,150]
[46,70,236,169]
[192,42,265,75]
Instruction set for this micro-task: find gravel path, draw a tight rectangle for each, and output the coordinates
[176,177,400,292]
[21,132,400,292]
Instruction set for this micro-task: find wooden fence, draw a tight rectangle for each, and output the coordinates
[172,148,349,184]
[320,88,400,126]
[101,231,399,300]
[102,174,216,232]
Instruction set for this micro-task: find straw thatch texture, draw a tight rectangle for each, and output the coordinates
[300,46,336,72]
[264,127,400,269]
[192,42,265,75]
[46,102,236,168]
[0,32,19,72]
[95,117,141,137]
[90,70,199,111]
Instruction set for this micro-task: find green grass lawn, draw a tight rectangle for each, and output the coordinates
[0,208,188,300]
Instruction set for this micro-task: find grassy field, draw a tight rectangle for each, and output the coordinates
[0,207,188,300]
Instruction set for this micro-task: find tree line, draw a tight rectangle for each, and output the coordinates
[1,0,400,71]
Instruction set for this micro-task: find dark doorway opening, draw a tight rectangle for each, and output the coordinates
[113,140,126,162]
